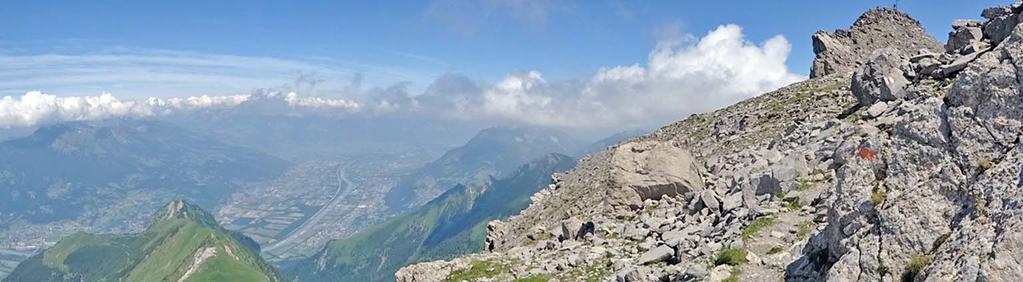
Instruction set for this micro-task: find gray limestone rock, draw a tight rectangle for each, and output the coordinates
[700,190,721,213]
[851,48,911,105]
[609,141,706,209]
[940,47,990,77]
[982,3,1022,45]
[636,245,674,265]
[661,230,686,248]
[721,192,743,213]
[811,8,943,78]
[865,101,889,118]
[947,20,984,54]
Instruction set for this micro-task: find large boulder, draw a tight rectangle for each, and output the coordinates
[810,8,943,78]
[851,48,911,106]
[947,19,985,54]
[609,141,705,209]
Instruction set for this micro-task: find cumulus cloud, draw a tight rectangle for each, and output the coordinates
[283,92,360,110]
[439,24,805,129]
[1,24,805,133]
[0,91,360,128]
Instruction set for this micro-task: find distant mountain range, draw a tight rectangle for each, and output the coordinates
[0,117,637,281]
[385,126,586,210]
[0,120,288,227]
[286,153,575,282]
[3,200,283,282]
[164,112,485,161]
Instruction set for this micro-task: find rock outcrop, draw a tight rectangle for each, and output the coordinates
[811,8,943,78]
[792,2,1023,281]
[398,3,1023,282]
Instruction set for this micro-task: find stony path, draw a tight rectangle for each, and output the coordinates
[734,184,826,281]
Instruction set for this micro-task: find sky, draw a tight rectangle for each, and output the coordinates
[0,0,1012,131]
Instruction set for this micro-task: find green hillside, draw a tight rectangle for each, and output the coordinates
[287,153,575,282]
[3,200,282,282]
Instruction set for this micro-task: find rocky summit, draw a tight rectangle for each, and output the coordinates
[398,3,1023,282]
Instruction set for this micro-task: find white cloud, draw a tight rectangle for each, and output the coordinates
[283,92,360,110]
[444,24,805,129]
[0,91,360,128]
[0,24,805,133]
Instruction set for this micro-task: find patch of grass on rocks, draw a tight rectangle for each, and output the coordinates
[871,186,887,206]
[796,178,815,191]
[558,258,612,282]
[514,274,553,282]
[797,220,815,238]
[782,197,802,210]
[444,259,511,282]
[722,266,742,282]
[742,217,776,239]
[900,254,931,281]
[714,248,748,266]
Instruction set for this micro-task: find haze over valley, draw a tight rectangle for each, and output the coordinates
[3,1,1022,282]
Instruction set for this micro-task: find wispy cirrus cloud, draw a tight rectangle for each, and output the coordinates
[0,47,438,99]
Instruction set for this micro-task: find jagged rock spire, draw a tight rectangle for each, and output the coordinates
[810,8,944,78]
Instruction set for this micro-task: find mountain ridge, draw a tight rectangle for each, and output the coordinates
[3,200,283,282]
[385,126,586,211]
[287,153,576,282]
[398,4,1023,281]
[0,119,288,226]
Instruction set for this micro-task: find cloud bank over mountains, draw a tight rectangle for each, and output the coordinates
[0,91,356,128]
[0,24,803,131]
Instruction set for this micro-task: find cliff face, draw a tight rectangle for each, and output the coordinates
[399,4,1023,282]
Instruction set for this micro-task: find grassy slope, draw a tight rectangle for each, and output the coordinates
[289,154,575,282]
[3,204,281,282]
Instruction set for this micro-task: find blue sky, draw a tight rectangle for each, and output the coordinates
[0,0,1013,130]
[0,1,1007,91]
